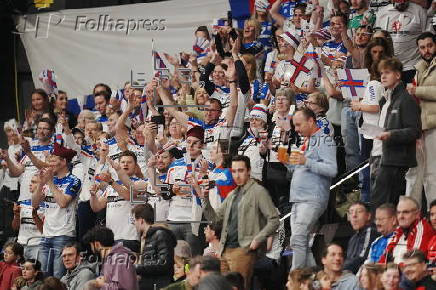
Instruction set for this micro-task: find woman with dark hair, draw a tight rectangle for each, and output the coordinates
[19,259,44,290]
[23,89,50,133]
[52,90,77,129]
[372,30,394,57]
[191,139,236,211]
[350,37,393,202]
[0,242,23,290]
[304,92,333,136]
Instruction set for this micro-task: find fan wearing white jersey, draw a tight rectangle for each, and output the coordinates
[89,150,141,253]
[31,143,81,279]
[11,174,44,260]
[158,64,239,162]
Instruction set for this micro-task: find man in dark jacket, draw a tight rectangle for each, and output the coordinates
[132,204,177,290]
[371,57,421,211]
[344,202,378,274]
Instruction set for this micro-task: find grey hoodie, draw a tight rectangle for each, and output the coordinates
[331,272,360,290]
[60,262,97,290]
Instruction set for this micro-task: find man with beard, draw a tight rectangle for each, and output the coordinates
[375,0,428,84]
[406,32,436,209]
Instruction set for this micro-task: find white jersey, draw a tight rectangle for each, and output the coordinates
[18,139,53,201]
[17,199,44,246]
[187,116,228,162]
[143,173,170,222]
[2,144,21,191]
[42,173,81,237]
[238,135,264,181]
[102,178,140,241]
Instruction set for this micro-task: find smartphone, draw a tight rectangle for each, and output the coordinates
[229,29,238,41]
[150,115,165,125]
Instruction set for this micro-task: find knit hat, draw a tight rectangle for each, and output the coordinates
[311,29,332,41]
[52,143,76,163]
[281,31,301,49]
[250,104,268,123]
[186,126,205,142]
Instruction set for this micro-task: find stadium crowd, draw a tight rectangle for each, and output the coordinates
[1,0,436,289]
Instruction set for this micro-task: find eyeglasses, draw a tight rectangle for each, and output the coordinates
[304,100,317,106]
[397,209,417,215]
[204,109,221,112]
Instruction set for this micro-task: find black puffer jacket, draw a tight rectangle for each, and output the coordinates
[380,82,421,168]
[136,226,177,290]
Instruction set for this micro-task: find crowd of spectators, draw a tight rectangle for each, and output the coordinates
[1,0,436,289]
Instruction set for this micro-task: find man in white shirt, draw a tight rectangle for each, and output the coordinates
[32,143,81,278]
[375,0,428,83]
[89,150,140,253]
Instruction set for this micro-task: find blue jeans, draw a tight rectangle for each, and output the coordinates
[37,235,74,278]
[341,107,361,171]
[290,201,327,270]
[23,245,40,260]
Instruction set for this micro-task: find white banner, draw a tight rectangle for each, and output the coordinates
[16,0,229,100]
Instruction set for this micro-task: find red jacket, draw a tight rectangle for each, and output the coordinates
[0,261,22,290]
[379,218,434,264]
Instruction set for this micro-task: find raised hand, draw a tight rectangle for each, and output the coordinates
[108,158,121,172]
[39,167,54,185]
[20,137,31,154]
[164,53,179,66]
[224,60,237,81]
[230,35,240,56]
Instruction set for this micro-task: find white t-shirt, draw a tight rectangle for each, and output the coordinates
[372,91,391,157]
[18,140,53,201]
[42,173,81,237]
[238,135,264,181]
[17,199,44,246]
[102,178,140,241]
[361,81,383,139]
[375,3,428,71]
[2,144,21,191]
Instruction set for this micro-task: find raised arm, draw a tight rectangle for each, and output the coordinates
[270,0,286,28]
[20,138,49,169]
[157,83,189,128]
[1,149,24,177]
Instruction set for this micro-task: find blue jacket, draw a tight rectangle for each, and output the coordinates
[287,129,337,205]
[367,232,394,263]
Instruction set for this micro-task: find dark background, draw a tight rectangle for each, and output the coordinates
[0,0,165,147]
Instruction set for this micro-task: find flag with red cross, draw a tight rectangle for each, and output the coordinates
[284,52,315,87]
[337,69,370,101]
